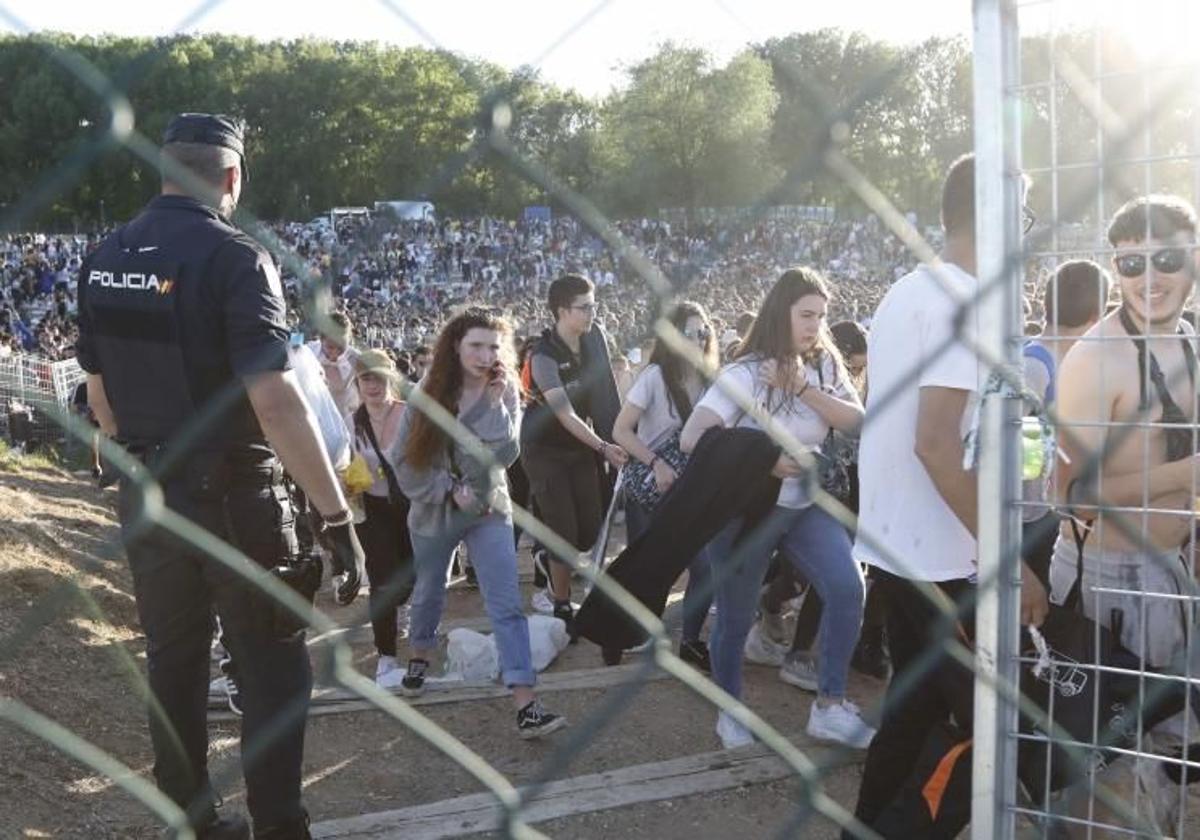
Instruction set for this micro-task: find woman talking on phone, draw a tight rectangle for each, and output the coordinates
[393,308,566,739]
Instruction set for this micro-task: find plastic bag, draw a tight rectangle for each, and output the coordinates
[528,614,570,672]
[445,628,499,682]
[289,338,351,470]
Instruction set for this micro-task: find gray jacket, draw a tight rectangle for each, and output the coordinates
[391,379,521,537]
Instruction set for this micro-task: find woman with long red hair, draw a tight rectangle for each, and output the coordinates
[393,308,566,739]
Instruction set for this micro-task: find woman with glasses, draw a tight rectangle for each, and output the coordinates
[393,308,566,739]
[519,274,627,631]
[680,267,873,750]
[612,302,720,670]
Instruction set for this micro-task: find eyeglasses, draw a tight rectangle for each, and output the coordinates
[1114,247,1189,278]
[683,327,711,342]
[1021,205,1036,235]
[570,302,597,313]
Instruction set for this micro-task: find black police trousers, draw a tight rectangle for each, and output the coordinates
[118,451,312,831]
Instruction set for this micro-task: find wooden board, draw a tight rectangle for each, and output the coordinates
[309,740,860,839]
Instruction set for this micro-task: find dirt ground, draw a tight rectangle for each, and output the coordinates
[3,460,1197,839]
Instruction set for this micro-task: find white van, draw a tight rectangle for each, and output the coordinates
[374,200,435,221]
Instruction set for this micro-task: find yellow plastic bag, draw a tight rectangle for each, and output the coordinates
[343,453,374,496]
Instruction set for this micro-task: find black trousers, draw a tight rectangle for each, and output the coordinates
[355,493,415,657]
[118,452,312,831]
[848,568,976,835]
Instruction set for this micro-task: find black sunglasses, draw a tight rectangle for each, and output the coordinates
[1114,247,1190,278]
[684,327,711,342]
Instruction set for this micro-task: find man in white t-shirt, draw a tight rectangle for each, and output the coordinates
[847,154,1048,835]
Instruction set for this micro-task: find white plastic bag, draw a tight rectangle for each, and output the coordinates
[289,339,351,470]
[445,628,499,682]
[528,614,570,672]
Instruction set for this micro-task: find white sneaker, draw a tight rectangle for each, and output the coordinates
[375,655,406,690]
[778,653,819,692]
[806,699,876,749]
[744,623,787,666]
[716,711,754,749]
[531,588,555,615]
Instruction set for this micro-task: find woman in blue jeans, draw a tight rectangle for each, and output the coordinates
[681,267,873,750]
[613,301,720,671]
[393,308,566,739]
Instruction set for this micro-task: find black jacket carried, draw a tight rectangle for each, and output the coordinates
[574,427,782,650]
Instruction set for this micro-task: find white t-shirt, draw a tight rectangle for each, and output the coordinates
[624,364,702,447]
[696,353,853,509]
[853,262,980,581]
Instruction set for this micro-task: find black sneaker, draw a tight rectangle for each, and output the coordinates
[850,635,890,680]
[679,639,711,673]
[401,658,429,697]
[552,601,576,642]
[252,810,311,840]
[516,699,567,740]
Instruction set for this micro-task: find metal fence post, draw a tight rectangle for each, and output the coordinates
[971,0,1024,837]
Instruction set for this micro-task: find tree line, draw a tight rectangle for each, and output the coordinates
[0,29,1191,231]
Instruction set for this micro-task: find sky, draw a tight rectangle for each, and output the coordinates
[0,0,975,96]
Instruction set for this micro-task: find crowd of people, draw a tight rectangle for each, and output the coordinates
[49,106,1200,840]
[1,210,919,371]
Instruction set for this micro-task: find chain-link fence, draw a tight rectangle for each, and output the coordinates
[4,0,1200,838]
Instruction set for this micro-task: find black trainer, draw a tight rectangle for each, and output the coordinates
[679,639,711,673]
[252,810,312,840]
[516,699,567,739]
[850,631,890,680]
[400,658,429,697]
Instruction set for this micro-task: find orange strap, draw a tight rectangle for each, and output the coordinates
[921,739,972,822]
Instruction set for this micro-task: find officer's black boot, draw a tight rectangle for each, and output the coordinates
[254,810,312,840]
[197,813,250,840]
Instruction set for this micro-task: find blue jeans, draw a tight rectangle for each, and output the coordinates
[626,498,713,643]
[409,513,536,687]
[707,505,864,699]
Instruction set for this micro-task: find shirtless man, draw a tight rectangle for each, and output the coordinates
[1054,194,1199,668]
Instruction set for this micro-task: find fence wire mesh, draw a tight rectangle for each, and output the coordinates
[3,0,1200,838]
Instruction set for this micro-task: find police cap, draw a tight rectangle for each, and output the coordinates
[163,113,250,182]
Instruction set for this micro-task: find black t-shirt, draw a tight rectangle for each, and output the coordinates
[76,195,290,449]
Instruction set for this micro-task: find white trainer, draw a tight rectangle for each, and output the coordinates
[716,711,755,749]
[744,623,787,666]
[806,699,876,749]
[375,655,406,690]
[531,588,555,615]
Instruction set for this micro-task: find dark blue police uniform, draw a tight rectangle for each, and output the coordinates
[75,117,311,839]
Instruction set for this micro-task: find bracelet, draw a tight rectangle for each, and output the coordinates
[322,508,353,528]
[648,454,660,469]
[597,441,608,455]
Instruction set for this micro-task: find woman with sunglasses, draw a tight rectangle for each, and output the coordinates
[345,350,414,689]
[612,301,720,670]
[393,308,566,739]
[680,267,873,750]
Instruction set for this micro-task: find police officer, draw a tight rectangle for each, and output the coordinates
[76,114,364,840]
